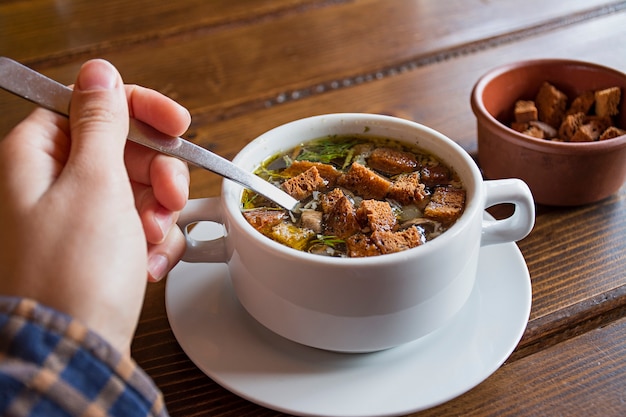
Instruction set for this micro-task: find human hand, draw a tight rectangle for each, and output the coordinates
[0,59,191,353]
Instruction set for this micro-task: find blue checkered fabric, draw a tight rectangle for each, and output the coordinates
[0,297,168,417]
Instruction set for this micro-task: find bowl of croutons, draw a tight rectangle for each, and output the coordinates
[471,59,626,206]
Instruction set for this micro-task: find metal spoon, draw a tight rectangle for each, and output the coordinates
[0,57,298,211]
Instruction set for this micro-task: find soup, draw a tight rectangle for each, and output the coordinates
[241,135,466,257]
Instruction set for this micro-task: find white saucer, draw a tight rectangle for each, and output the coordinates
[166,222,531,417]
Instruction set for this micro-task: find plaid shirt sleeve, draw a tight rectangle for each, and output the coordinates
[0,296,169,417]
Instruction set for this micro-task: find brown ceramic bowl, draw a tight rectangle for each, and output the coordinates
[471,59,626,206]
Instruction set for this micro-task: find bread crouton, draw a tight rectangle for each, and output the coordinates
[346,234,382,258]
[522,125,545,139]
[567,91,595,115]
[323,195,360,239]
[370,228,422,255]
[535,82,568,127]
[511,122,529,133]
[585,115,614,133]
[337,162,391,200]
[558,112,585,141]
[599,126,626,141]
[320,188,347,213]
[357,200,396,232]
[424,186,466,223]
[387,172,427,205]
[243,209,287,235]
[281,166,326,200]
[595,87,621,117]
[367,147,418,175]
[283,160,342,187]
[514,100,538,123]
[512,121,557,139]
[571,119,608,142]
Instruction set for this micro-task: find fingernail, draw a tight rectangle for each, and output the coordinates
[76,60,119,91]
[148,254,169,282]
[155,208,175,237]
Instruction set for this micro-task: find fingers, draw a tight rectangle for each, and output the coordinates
[125,142,190,211]
[126,84,191,137]
[147,223,186,282]
[65,59,190,283]
[122,83,191,247]
[134,183,178,244]
[0,109,70,208]
[67,60,129,182]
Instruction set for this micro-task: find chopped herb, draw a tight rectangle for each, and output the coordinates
[258,166,292,181]
[296,136,362,164]
[310,235,345,248]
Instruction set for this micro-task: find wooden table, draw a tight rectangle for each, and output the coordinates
[2,1,626,415]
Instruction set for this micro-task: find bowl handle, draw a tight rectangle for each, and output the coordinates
[177,197,228,263]
[481,179,535,246]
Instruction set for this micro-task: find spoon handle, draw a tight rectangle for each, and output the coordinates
[0,57,298,211]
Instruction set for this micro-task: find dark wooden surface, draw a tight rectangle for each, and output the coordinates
[2,1,626,416]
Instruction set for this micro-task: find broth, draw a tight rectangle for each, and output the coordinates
[241,135,466,257]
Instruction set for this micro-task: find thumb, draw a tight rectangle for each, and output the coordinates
[67,60,129,178]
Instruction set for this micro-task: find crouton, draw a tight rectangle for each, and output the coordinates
[571,120,607,142]
[367,147,418,175]
[357,200,396,232]
[522,125,545,139]
[595,87,621,117]
[535,82,568,127]
[283,160,342,187]
[387,172,427,205]
[514,100,538,123]
[337,162,391,200]
[567,91,595,115]
[599,126,626,141]
[320,188,347,213]
[424,186,466,223]
[512,121,556,139]
[558,112,585,141]
[511,83,623,142]
[323,195,361,239]
[511,122,529,133]
[570,125,595,142]
[346,234,382,257]
[281,166,326,200]
[243,209,287,235]
[370,228,422,255]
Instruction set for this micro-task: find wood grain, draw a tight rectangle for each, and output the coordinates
[0,0,338,64]
[2,0,626,416]
[1,0,623,136]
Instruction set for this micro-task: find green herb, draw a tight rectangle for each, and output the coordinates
[296,136,360,164]
[310,235,345,248]
[258,166,291,181]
